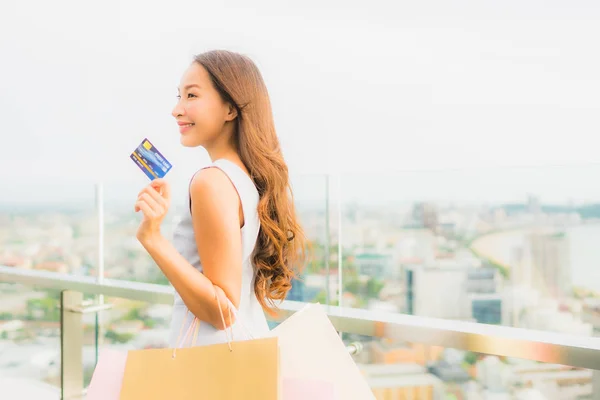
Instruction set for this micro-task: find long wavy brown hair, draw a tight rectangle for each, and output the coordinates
[194,50,306,314]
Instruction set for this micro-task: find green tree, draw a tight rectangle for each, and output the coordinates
[143,319,156,329]
[314,290,327,304]
[124,307,143,321]
[0,312,13,320]
[464,352,478,365]
[366,278,384,299]
[343,278,362,296]
[306,258,325,274]
[148,273,170,286]
[105,330,135,344]
[26,297,59,321]
[313,290,338,306]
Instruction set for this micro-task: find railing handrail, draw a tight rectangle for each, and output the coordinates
[1,265,599,370]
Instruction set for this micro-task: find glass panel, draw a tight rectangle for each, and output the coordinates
[349,337,596,399]
[85,292,599,399]
[0,283,61,398]
[86,295,172,388]
[102,180,183,283]
[0,184,98,277]
[0,185,95,398]
[102,173,337,304]
[289,174,335,305]
[340,165,600,336]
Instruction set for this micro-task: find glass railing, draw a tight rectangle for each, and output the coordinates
[353,342,596,399]
[337,164,600,339]
[1,266,599,399]
[0,184,99,278]
[99,174,335,300]
[0,282,62,398]
[5,166,600,338]
[2,165,600,397]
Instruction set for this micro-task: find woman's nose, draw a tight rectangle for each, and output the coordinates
[172,103,184,118]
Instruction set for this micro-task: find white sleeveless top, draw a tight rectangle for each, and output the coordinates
[168,159,269,347]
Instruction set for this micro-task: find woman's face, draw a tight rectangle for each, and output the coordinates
[172,63,235,148]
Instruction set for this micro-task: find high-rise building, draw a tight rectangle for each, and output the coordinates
[471,296,503,325]
[405,264,470,319]
[406,264,504,323]
[527,194,542,215]
[466,267,504,325]
[411,202,439,232]
[529,232,571,298]
[466,267,501,294]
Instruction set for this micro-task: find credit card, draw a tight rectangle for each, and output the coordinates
[130,138,173,180]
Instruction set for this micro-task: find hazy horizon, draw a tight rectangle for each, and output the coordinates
[3,162,600,209]
[2,0,600,206]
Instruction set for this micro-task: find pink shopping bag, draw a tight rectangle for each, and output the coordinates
[283,377,337,399]
[268,303,374,400]
[85,349,128,400]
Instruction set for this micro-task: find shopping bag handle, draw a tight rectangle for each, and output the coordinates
[223,298,255,340]
[172,285,236,358]
[206,284,256,343]
[172,310,200,358]
[214,285,234,350]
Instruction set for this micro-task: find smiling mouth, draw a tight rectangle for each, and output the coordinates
[180,123,195,127]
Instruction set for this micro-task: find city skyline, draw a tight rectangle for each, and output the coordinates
[4,161,600,208]
[2,157,599,399]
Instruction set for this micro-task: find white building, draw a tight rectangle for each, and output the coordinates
[406,263,503,322]
[359,363,445,400]
[529,232,572,299]
[405,264,471,319]
[476,356,513,393]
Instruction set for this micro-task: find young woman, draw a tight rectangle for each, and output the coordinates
[134,50,306,347]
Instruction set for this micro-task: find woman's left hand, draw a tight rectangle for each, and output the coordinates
[135,178,171,243]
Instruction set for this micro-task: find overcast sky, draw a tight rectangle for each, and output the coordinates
[1,0,600,206]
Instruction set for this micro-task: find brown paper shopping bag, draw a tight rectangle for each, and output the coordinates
[119,288,280,400]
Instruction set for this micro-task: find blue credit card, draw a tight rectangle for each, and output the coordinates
[130,138,173,180]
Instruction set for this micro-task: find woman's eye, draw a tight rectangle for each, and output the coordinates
[187,93,196,98]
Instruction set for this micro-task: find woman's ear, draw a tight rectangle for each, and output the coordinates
[225,103,238,122]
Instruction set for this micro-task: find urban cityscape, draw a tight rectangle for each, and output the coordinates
[1,187,599,399]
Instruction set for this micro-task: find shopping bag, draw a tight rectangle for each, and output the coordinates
[282,377,337,399]
[85,349,128,400]
[268,303,375,400]
[119,287,280,399]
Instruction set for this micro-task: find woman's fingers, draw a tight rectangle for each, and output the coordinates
[143,186,169,208]
[139,192,163,215]
[136,180,170,216]
[151,178,171,200]
[135,199,154,217]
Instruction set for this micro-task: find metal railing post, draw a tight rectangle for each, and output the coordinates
[95,183,105,363]
[60,289,113,399]
[325,174,331,306]
[61,290,84,400]
[336,173,343,308]
[593,370,600,400]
